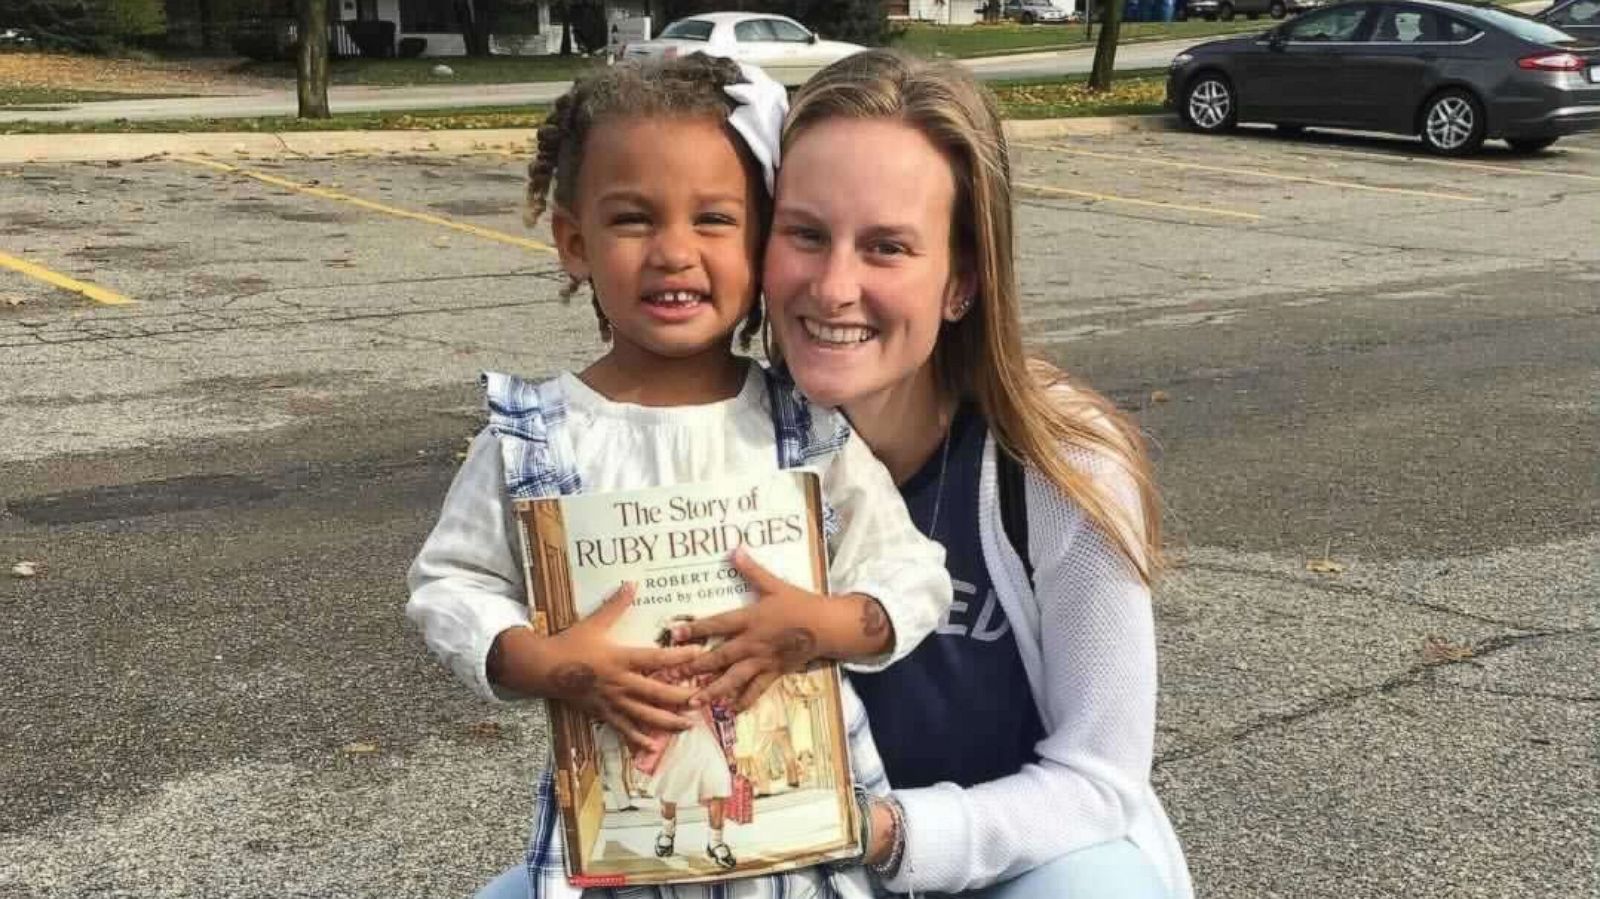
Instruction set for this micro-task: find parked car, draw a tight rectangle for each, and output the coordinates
[1002,0,1074,23]
[620,13,863,80]
[1183,0,1326,20]
[1536,0,1600,41]
[0,27,35,46]
[1167,0,1600,154]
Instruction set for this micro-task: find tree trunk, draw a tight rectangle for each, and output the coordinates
[1088,0,1122,91]
[296,0,331,118]
[456,0,492,55]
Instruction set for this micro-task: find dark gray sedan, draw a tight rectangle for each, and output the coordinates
[1165,0,1600,154]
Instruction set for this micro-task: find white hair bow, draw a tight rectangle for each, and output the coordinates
[724,61,789,196]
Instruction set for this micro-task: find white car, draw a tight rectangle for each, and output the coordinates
[621,13,864,82]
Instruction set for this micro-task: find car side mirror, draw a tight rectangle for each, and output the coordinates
[808,31,818,42]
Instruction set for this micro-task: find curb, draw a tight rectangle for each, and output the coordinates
[0,115,1174,164]
[0,129,536,164]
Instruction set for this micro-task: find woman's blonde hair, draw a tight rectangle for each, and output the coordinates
[782,49,1162,583]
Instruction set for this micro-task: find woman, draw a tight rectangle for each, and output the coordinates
[759,49,1193,898]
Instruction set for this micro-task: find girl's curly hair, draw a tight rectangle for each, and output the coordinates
[526,54,768,348]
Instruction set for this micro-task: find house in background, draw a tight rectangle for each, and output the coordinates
[333,0,559,54]
[888,0,986,24]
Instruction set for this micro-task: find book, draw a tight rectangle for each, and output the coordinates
[512,469,862,888]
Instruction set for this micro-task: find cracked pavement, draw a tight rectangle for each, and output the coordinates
[1,127,1597,898]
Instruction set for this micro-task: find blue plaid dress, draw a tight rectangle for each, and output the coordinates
[482,365,889,899]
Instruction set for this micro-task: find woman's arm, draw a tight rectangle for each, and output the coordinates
[881,452,1158,894]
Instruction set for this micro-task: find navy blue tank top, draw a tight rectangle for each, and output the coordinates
[851,405,1046,789]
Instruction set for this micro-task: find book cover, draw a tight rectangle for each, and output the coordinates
[512,469,861,887]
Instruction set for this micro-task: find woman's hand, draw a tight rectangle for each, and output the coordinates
[489,583,701,750]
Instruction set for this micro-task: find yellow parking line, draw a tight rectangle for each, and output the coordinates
[1017,141,1484,202]
[1316,147,1600,184]
[1015,181,1263,221]
[175,156,557,254]
[0,249,133,305]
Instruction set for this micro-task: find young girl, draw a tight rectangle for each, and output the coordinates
[405,54,950,899]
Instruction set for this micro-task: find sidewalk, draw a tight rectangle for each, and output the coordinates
[0,115,1173,164]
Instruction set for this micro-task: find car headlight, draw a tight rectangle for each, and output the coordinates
[1170,52,1195,69]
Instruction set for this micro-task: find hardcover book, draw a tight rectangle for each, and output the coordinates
[512,469,862,887]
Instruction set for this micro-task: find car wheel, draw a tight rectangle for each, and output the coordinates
[1218,1,1235,19]
[1021,11,1036,22]
[1182,73,1238,133]
[1419,89,1486,157]
[1268,0,1286,16]
[1505,137,1558,154]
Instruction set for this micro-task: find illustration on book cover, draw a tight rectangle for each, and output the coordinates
[513,469,861,887]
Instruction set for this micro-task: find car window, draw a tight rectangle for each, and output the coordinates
[1461,6,1577,43]
[659,18,713,40]
[767,18,812,41]
[1286,5,1373,40]
[734,19,778,42]
[1548,0,1600,25]
[1370,8,1478,42]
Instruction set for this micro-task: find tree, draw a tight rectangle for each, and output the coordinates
[295,0,329,118]
[1087,0,1122,91]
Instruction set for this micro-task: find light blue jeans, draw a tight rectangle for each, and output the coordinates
[472,838,1168,899]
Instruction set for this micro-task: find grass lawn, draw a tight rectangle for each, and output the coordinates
[0,69,1171,133]
[232,54,601,86]
[891,19,1262,58]
[990,70,1168,118]
[1,87,194,106]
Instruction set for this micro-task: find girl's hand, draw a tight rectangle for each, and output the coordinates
[491,583,702,750]
[676,547,834,711]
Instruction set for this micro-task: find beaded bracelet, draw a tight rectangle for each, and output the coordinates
[868,794,908,881]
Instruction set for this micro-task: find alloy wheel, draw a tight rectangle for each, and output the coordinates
[1425,96,1475,151]
[1187,78,1233,131]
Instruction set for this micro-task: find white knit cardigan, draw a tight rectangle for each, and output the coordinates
[879,433,1193,899]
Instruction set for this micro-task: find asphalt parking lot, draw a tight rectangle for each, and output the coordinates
[2,125,1597,898]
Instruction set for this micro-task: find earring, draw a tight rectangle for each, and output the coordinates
[950,297,974,321]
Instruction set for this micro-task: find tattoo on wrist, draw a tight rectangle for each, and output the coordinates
[550,662,598,697]
[860,600,889,638]
[774,627,818,668]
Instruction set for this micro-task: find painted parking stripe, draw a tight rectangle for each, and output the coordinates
[1015,181,1263,221]
[1310,147,1600,184]
[0,249,133,305]
[1018,142,1484,203]
[175,156,558,255]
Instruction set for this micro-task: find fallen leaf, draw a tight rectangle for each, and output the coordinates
[433,235,451,248]
[1150,390,1170,404]
[10,561,40,578]
[1421,636,1474,663]
[3,297,23,307]
[466,721,504,740]
[342,741,381,755]
[1305,558,1345,575]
